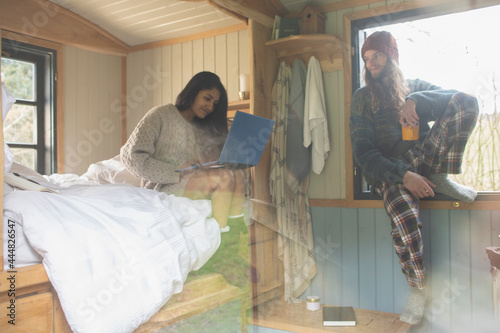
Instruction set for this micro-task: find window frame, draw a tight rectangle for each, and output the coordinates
[2,37,58,174]
[341,1,500,210]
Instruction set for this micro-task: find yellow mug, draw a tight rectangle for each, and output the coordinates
[402,123,419,140]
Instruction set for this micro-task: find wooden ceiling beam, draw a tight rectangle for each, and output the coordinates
[208,0,288,28]
[0,0,130,56]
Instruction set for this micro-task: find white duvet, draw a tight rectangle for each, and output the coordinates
[3,181,220,333]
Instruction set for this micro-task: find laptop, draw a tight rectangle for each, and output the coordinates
[175,111,275,171]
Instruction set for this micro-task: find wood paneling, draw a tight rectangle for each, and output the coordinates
[47,0,244,47]
[0,292,53,332]
[248,19,283,309]
[302,207,500,333]
[62,46,123,174]
[125,28,250,136]
[0,0,130,56]
[308,69,345,199]
[209,0,284,28]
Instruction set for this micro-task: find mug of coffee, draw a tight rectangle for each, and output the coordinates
[402,122,419,140]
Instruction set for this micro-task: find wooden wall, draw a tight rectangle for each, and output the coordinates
[301,208,500,332]
[62,46,122,175]
[61,28,249,175]
[5,2,500,332]
[251,208,500,333]
[302,4,349,200]
[300,1,500,333]
[125,29,249,136]
[308,70,345,199]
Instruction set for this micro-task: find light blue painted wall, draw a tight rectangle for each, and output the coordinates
[248,208,500,333]
[299,207,500,333]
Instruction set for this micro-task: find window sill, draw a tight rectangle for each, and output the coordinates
[228,100,250,119]
[310,194,500,210]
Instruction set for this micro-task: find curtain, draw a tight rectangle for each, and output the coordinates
[270,60,317,302]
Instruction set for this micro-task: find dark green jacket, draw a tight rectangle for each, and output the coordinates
[350,79,457,186]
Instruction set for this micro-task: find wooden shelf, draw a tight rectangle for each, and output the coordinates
[265,34,343,72]
[228,100,250,118]
[248,299,412,333]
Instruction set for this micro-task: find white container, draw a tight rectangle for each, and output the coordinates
[306,296,320,311]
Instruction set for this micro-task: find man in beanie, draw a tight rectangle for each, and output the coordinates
[350,31,478,325]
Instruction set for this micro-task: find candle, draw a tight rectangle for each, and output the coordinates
[306,296,320,311]
[239,73,249,92]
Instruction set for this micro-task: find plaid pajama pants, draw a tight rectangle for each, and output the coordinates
[377,92,478,289]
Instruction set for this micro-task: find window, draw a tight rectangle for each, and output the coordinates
[351,5,500,200]
[1,38,57,174]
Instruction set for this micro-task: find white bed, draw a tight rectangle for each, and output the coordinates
[2,158,222,333]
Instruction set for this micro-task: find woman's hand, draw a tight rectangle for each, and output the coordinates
[399,99,419,128]
[178,158,203,174]
[403,170,436,199]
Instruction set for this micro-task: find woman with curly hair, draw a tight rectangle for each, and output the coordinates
[350,31,478,325]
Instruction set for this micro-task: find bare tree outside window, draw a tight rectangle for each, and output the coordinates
[1,39,56,174]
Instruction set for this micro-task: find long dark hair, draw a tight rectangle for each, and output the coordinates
[363,57,409,119]
[175,71,228,136]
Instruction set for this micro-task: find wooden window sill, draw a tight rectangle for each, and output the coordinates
[309,196,500,210]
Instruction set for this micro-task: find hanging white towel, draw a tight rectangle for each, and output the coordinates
[303,56,330,175]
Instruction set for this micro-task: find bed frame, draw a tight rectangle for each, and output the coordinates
[0,16,282,332]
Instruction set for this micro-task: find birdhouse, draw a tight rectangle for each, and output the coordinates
[298,4,326,34]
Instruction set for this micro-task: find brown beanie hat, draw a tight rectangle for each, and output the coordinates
[361,31,399,63]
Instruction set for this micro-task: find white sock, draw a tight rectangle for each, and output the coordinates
[400,287,426,325]
[220,225,231,233]
[429,173,477,203]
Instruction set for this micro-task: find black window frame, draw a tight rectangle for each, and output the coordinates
[350,6,498,201]
[351,9,424,200]
[2,38,57,174]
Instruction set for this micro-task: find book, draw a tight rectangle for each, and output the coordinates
[4,173,59,193]
[271,15,280,40]
[278,17,299,38]
[322,306,356,327]
[272,16,299,39]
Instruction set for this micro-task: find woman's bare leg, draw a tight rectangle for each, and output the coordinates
[184,168,241,228]
[228,169,246,217]
[208,169,235,228]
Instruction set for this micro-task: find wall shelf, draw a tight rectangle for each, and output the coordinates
[265,34,343,72]
[228,100,250,118]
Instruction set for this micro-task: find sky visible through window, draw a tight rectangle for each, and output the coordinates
[363,5,500,191]
[365,5,500,115]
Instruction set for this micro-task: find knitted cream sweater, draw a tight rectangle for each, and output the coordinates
[120,104,200,196]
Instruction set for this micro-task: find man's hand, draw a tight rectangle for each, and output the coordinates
[403,170,436,198]
[399,99,419,128]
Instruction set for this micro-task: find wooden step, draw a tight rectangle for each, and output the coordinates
[134,273,244,332]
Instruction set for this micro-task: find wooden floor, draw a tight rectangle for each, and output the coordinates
[248,298,412,333]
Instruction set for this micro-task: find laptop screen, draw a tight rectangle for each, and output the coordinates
[219,111,275,166]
